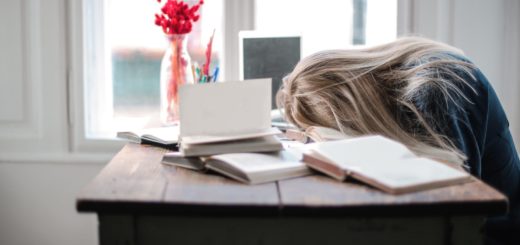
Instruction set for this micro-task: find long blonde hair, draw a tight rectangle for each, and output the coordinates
[277,37,477,165]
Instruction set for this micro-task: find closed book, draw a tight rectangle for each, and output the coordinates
[181,127,281,145]
[302,135,472,194]
[180,135,283,157]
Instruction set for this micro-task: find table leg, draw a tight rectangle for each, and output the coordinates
[98,214,135,245]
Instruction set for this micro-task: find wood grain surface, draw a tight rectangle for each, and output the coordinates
[278,175,507,216]
[77,143,507,216]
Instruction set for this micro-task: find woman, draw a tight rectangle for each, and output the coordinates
[277,37,519,244]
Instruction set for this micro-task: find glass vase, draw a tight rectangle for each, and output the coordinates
[160,34,194,125]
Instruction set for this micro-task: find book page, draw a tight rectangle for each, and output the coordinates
[353,156,469,189]
[311,135,470,190]
[162,152,205,170]
[140,126,180,144]
[312,135,414,170]
[182,127,281,145]
[208,151,308,177]
[179,79,272,137]
[117,126,179,144]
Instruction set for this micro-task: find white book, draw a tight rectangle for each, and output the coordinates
[178,79,283,156]
[181,127,281,145]
[205,150,311,184]
[302,135,472,194]
[162,152,205,171]
[162,149,312,184]
[180,135,283,157]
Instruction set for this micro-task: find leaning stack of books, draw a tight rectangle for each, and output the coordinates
[162,79,311,184]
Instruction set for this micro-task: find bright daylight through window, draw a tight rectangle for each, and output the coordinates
[83,0,396,139]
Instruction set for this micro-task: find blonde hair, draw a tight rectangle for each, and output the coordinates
[277,37,477,165]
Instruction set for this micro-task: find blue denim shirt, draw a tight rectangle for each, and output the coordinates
[413,55,519,244]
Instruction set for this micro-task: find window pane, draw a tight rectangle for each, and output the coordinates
[255,0,397,56]
[86,0,223,138]
[365,0,398,45]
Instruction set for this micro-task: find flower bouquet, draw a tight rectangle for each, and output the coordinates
[154,0,204,125]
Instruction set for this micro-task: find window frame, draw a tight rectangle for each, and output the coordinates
[69,0,122,153]
[68,0,256,153]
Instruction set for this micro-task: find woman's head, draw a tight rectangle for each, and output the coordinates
[277,37,475,164]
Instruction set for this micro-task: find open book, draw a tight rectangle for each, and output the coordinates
[162,149,312,184]
[178,79,283,156]
[284,126,350,143]
[303,135,471,194]
[117,126,180,149]
[305,126,351,142]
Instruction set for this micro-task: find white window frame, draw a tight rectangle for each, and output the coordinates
[67,0,256,153]
[68,0,121,153]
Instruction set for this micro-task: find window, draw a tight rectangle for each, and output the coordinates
[82,0,396,140]
[83,0,223,138]
[255,0,397,56]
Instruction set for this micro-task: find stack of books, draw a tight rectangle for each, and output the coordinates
[120,79,471,194]
[166,78,312,184]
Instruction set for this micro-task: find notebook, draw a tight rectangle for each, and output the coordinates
[302,135,472,194]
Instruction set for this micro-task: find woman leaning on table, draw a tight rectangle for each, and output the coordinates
[276,37,519,245]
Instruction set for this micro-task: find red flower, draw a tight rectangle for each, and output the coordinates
[154,0,204,35]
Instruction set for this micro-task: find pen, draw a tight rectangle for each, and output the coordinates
[195,67,201,83]
[212,66,219,82]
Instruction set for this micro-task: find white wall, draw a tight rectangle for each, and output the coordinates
[0,162,102,245]
[0,1,518,245]
[0,1,107,245]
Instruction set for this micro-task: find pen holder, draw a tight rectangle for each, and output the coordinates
[160,34,194,125]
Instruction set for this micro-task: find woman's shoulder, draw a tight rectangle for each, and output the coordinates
[421,52,492,106]
[410,52,496,144]
[418,51,510,149]
[438,52,491,90]
[411,52,485,112]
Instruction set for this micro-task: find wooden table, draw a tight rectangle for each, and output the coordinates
[77,143,508,245]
